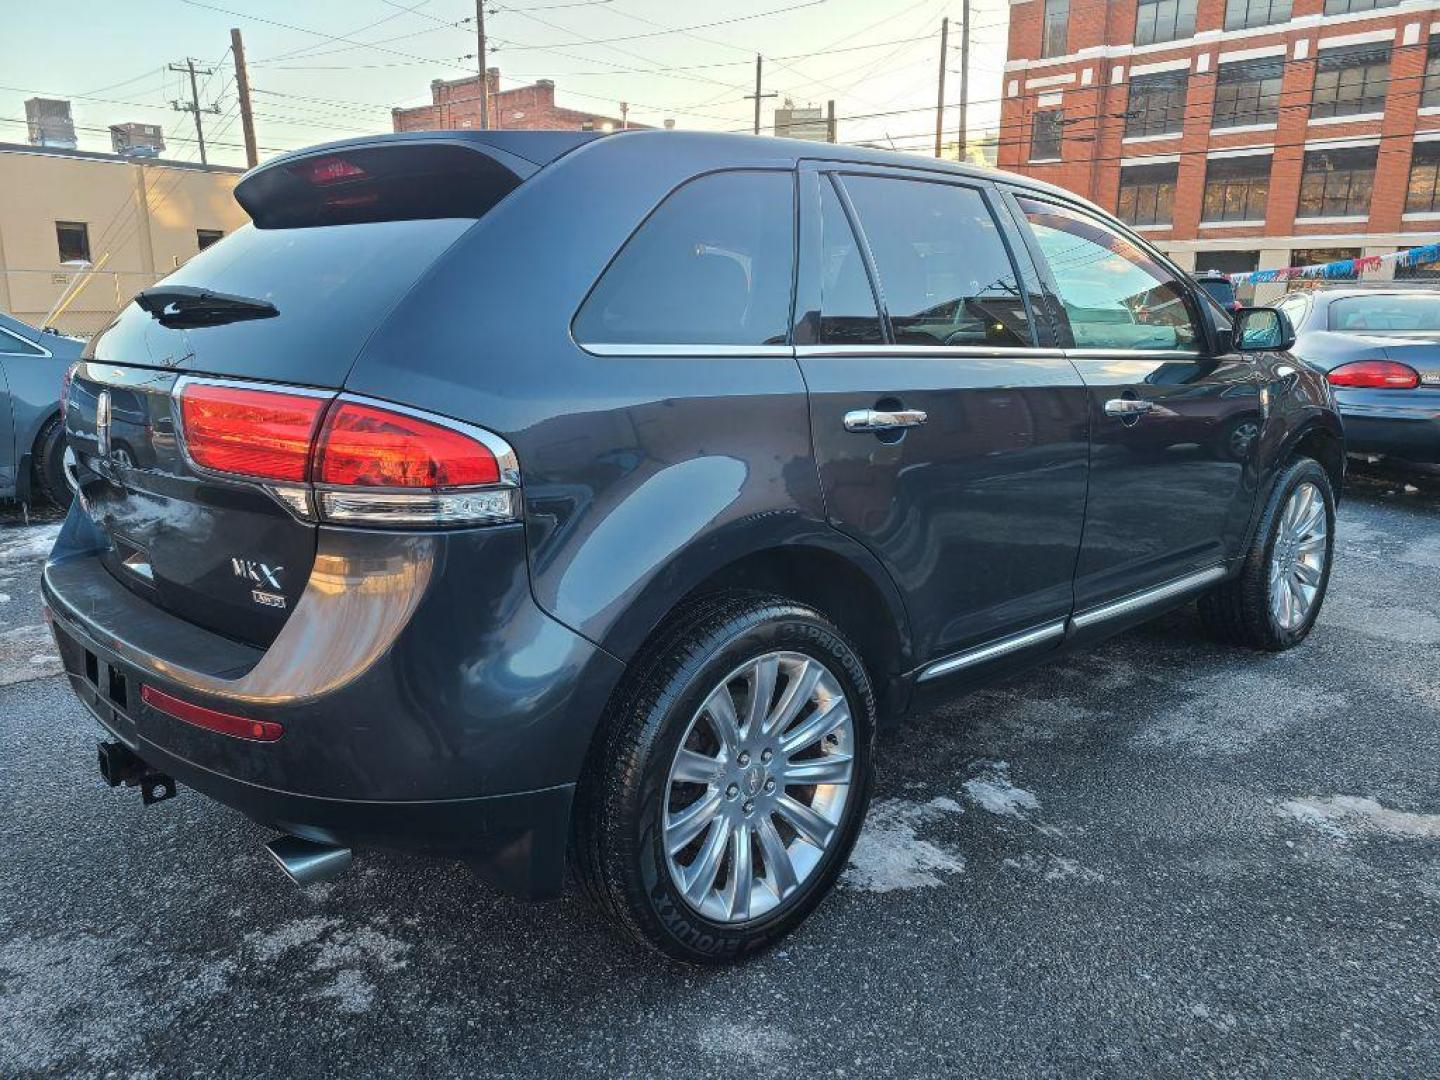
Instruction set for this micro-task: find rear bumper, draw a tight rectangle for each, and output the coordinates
[1337,391,1440,463]
[42,509,626,897]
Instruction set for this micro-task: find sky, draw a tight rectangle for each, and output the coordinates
[0,0,1011,169]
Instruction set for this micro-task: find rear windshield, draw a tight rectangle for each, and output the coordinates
[1328,294,1440,332]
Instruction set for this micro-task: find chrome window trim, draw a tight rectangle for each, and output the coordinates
[1064,347,1207,361]
[795,344,1067,359]
[1071,566,1228,629]
[917,620,1067,683]
[0,326,52,357]
[579,343,794,358]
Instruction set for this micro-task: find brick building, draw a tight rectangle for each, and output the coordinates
[392,69,643,134]
[999,0,1440,299]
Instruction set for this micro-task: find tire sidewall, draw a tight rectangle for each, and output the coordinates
[628,609,875,963]
[1258,460,1335,646]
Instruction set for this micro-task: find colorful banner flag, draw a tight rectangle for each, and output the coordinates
[1227,241,1440,286]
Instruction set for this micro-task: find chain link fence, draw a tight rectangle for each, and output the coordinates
[5,269,164,339]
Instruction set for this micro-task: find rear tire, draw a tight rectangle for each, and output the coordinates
[33,416,71,510]
[574,592,876,964]
[1199,457,1335,650]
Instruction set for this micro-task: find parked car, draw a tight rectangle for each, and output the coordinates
[1194,269,1241,312]
[0,311,83,507]
[44,131,1343,964]
[1275,286,1440,463]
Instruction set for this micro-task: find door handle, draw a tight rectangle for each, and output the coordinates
[1104,398,1154,418]
[843,409,928,433]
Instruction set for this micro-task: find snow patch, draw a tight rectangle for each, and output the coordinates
[1135,668,1336,755]
[242,916,410,1015]
[1003,853,1104,883]
[0,523,61,562]
[695,1019,797,1064]
[843,797,966,892]
[963,761,1040,820]
[1279,796,1440,841]
[0,624,60,686]
[1321,594,1440,646]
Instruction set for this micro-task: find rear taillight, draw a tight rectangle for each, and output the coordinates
[175,379,518,527]
[1326,360,1419,389]
[60,362,77,415]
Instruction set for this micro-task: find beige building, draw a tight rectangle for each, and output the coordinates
[0,142,249,336]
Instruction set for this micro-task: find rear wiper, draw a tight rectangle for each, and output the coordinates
[135,286,278,328]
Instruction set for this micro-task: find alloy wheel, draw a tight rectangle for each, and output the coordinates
[1269,481,1328,631]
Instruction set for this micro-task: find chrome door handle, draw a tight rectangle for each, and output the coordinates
[843,409,928,433]
[1104,398,1154,418]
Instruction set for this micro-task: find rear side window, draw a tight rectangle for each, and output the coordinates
[0,327,44,356]
[574,170,794,347]
[818,177,883,345]
[839,175,1033,347]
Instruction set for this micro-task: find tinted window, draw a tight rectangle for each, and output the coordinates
[574,170,794,346]
[1018,198,1201,352]
[841,175,1032,348]
[818,178,883,345]
[0,328,44,356]
[1328,294,1440,331]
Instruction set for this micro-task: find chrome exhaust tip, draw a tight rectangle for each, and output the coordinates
[264,835,352,887]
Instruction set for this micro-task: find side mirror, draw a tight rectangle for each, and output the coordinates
[1232,306,1295,353]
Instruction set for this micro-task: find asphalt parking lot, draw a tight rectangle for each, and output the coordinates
[2,464,1437,1079]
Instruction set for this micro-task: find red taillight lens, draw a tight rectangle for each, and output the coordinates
[314,400,499,488]
[293,155,367,186]
[1326,360,1419,389]
[141,684,283,742]
[178,382,328,481]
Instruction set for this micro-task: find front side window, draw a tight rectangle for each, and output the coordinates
[1422,38,1440,109]
[1406,142,1440,214]
[1117,163,1178,227]
[1125,72,1188,139]
[1297,147,1377,218]
[1019,198,1200,352]
[841,175,1032,348]
[56,221,90,263]
[1134,0,1197,47]
[1213,59,1283,129]
[1031,109,1063,160]
[1323,0,1399,13]
[1224,0,1291,30]
[1042,0,1069,58]
[1311,45,1390,119]
[574,170,794,346]
[1202,155,1272,222]
[817,178,883,345]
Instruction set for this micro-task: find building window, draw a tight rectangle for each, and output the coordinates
[1322,0,1398,13]
[1213,59,1283,130]
[1223,0,1291,30]
[1423,38,1440,109]
[1117,163,1178,227]
[1125,71,1188,139]
[1042,0,1069,58]
[1030,109,1063,160]
[55,221,90,263]
[1134,0,1197,47]
[1406,142,1440,214]
[197,229,224,251]
[1311,45,1390,119]
[1297,146,1377,218]
[1202,155,1271,222]
[1290,248,1362,279]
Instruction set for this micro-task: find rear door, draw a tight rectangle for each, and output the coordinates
[1004,192,1264,612]
[796,163,1090,671]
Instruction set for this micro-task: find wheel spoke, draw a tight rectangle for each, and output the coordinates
[781,698,849,757]
[671,747,724,785]
[725,824,753,920]
[783,752,853,786]
[683,815,731,901]
[705,683,742,756]
[775,794,835,849]
[666,791,722,854]
[764,658,821,738]
[1297,534,1327,556]
[1287,577,1306,624]
[756,815,797,899]
[744,656,778,741]
[1294,559,1322,587]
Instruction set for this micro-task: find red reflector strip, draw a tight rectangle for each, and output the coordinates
[141,684,283,742]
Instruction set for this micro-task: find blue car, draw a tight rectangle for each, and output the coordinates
[0,311,83,507]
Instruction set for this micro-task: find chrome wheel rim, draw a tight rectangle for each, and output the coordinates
[1269,481,1328,632]
[662,651,854,923]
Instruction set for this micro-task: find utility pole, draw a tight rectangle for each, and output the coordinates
[744,54,777,136]
[958,0,971,161]
[476,0,490,129]
[169,58,221,166]
[230,29,258,168]
[620,102,629,130]
[826,99,836,143]
[934,16,948,159]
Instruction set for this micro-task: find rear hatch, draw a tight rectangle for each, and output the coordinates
[68,138,543,647]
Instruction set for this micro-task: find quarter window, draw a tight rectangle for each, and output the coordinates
[1405,142,1440,215]
[1124,71,1188,139]
[55,221,90,263]
[817,178,883,346]
[1202,155,1271,222]
[1134,0,1197,47]
[573,170,795,347]
[1224,0,1291,30]
[1213,59,1283,129]
[1297,147,1377,218]
[1031,109,1063,161]
[1310,45,1390,119]
[0,328,45,356]
[1117,164,1178,227]
[1018,197,1201,353]
[840,175,1032,348]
